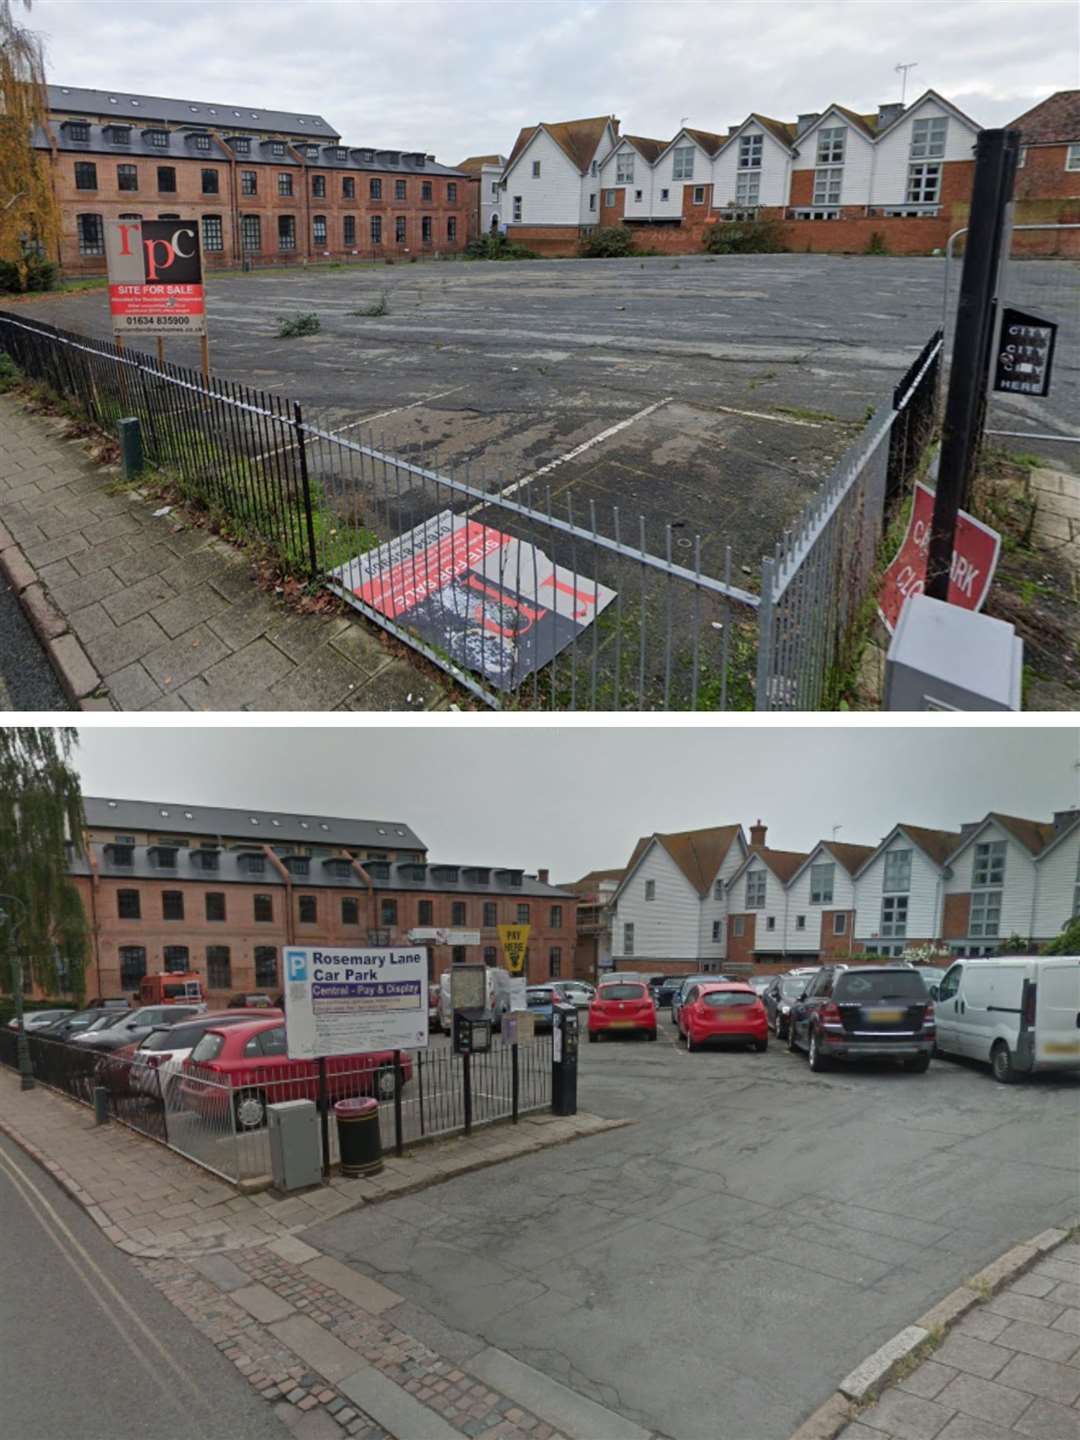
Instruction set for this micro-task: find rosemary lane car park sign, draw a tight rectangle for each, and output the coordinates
[283,947,428,1058]
[332,510,616,691]
[878,481,1000,633]
[104,218,207,337]
[993,309,1057,397]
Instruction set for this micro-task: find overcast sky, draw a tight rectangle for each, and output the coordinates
[36,1,1077,162]
[72,726,1080,880]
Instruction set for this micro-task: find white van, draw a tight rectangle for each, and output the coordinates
[437,967,513,1032]
[932,955,1080,1082]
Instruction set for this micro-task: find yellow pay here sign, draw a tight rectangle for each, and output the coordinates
[498,924,530,976]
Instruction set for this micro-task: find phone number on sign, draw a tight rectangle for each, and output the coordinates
[119,315,198,327]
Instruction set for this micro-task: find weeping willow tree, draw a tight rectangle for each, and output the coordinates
[0,0,59,282]
[0,728,88,999]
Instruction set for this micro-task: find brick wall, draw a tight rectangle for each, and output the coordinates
[820,912,857,958]
[1015,146,1080,202]
[726,913,756,965]
[71,875,577,998]
[942,893,972,941]
[504,224,582,255]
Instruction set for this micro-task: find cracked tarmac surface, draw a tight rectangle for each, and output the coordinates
[303,1027,1080,1440]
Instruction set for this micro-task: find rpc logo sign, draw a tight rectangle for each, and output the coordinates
[104,218,207,337]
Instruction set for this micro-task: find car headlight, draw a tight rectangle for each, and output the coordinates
[780,1005,790,1014]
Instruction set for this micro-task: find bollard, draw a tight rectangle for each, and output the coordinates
[118,416,144,482]
[93,1085,109,1125]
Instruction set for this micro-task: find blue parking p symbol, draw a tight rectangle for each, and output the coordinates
[286,951,307,982]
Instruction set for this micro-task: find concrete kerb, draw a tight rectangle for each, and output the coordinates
[0,513,108,708]
[788,1224,1076,1440]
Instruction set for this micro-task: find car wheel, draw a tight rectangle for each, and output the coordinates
[646,1029,657,1042]
[991,1041,1016,1085]
[754,1037,768,1053]
[904,1054,931,1074]
[686,1029,695,1053]
[778,1017,789,1040]
[808,1028,829,1072]
[233,1088,267,1130]
[373,1066,398,1102]
[588,1031,597,1044]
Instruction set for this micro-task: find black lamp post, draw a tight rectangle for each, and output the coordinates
[0,893,34,1091]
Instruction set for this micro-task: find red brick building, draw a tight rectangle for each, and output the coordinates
[22,797,576,1001]
[35,85,478,275]
[1009,89,1080,254]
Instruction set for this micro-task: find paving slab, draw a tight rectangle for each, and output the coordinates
[468,1347,652,1440]
[267,1314,367,1385]
[298,1255,403,1315]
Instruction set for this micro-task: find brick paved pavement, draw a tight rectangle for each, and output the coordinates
[0,391,452,710]
[838,1246,1080,1440]
[0,1067,640,1440]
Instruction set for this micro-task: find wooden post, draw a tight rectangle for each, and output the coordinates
[156,336,164,365]
[200,333,210,380]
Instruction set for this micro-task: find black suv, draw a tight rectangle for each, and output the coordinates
[788,965,934,1073]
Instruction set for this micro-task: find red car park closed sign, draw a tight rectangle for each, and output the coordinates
[104,218,206,337]
[878,481,1001,633]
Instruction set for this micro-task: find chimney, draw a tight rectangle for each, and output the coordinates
[749,820,767,848]
[796,112,820,137]
[538,868,550,885]
[877,102,905,129]
[1054,808,1079,832]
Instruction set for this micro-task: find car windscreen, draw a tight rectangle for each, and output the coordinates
[599,984,646,1000]
[702,991,756,1007]
[779,978,806,998]
[86,1014,125,1031]
[189,1032,225,1064]
[141,1023,204,1051]
[527,991,554,1005]
[835,971,927,1003]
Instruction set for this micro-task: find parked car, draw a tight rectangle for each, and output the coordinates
[763,974,810,1039]
[35,1007,133,1040]
[671,975,728,1027]
[933,954,1080,1083]
[178,1017,413,1128]
[437,966,512,1032]
[125,1009,284,1098]
[656,975,694,1010]
[788,965,934,1073]
[525,985,559,1032]
[550,981,595,1009]
[7,1008,75,1032]
[748,977,773,997]
[677,982,768,1053]
[588,979,657,1042]
[70,1004,204,1053]
[226,993,277,1009]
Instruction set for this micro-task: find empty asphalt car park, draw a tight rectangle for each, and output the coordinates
[304,1018,1080,1440]
[14,252,996,574]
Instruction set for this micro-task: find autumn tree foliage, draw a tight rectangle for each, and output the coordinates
[0,0,59,284]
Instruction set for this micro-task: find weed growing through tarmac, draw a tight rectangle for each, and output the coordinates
[352,293,389,318]
[277,312,321,338]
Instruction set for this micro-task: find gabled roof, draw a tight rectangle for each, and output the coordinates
[621,134,667,164]
[616,825,744,901]
[504,116,616,177]
[787,839,877,887]
[949,811,1065,862]
[874,89,982,142]
[560,868,625,893]
[683,126,726,157]
[1007,90,1080,145]
[855,823,964,877]
[47,84,338,140]
[755,114,798,148]
[457,154,506,173]
[737,844,811,885]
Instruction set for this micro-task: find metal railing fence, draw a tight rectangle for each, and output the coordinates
[755,331,943,711]
[0,1032,170,1143]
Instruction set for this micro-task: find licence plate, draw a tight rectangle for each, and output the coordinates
[1043,1041,1080,1055]
[868,1008,903,1023]
[609,1021,635,1028]
[717,1008,744,1019]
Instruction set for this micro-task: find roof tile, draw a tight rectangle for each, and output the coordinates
[1008,90,1080,144]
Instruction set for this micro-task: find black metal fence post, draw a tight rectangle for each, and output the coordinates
[417,1049,425,1137]
[462,1051,472,1137]
[926,128,1020,601]
[393,1048,404,1157]
[292,400,319,577]
[318,1057,330,1179]
[511,1042,519,1124]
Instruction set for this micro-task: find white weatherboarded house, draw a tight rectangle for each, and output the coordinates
[852,823,963,956]
[711,115,795,213]
[649,126,726,221]
[500,115,619,232]
[725,829,810,959]
[595,134,667,221]
[609,824,747,969]
[781,841,877,956]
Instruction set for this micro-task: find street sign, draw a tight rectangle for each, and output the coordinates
[878,481,1000,633]
[450,964,486,1012]
[282,946,428,1060]
[993,308,1057,397]
[498,924,530,977]
[104,218,207,337]
[408,928,481,946]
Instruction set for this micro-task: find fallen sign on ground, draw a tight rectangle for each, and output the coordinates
[333,511,616,690]
[878,481,1001,633]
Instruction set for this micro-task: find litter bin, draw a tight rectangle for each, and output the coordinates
[334,1097,383,1177]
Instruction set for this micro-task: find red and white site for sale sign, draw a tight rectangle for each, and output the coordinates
[104,219,206,337]
[333,511,616,691]
[878,481,1001,633]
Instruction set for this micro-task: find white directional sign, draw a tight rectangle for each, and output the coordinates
[283,946,428,1060]
[408,928,482,946]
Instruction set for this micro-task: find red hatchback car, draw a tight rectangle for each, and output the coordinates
[588,979,657,1042]
[677,982,768,1053]
[179,1016,414,1129]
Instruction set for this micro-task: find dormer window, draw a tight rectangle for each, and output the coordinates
[146,129,168,149]
[106,842,134,867]
[66,120,90,143]
[431,866,460,884]
[334,147,348,161]
[365,861,391,879]
[399,863,427,881]
[231,137,250,155]
[191,133,211,152]
[241,854,265,875]
[325,858,352,878]
[286,856,310,877]
[149,845,178,869]
[271,141,285,157]
[191,848,220,873]
[107,126,131,146]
